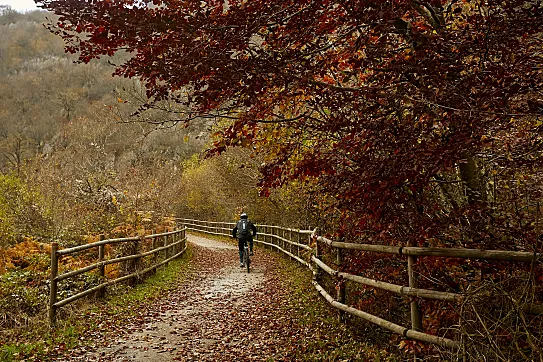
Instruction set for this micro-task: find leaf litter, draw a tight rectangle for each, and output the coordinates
[53,234,387,361]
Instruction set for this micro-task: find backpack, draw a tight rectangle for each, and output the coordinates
[237,219,250,238]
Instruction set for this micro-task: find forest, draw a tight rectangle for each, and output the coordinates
[1,0,543,360]
[0,5,310,359]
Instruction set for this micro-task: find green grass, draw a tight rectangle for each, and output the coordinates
[0,245,194,361]
[273,253,401,361]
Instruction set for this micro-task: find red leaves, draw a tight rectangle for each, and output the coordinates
[38,0,543,256]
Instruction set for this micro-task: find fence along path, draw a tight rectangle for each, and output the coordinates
[181,218,543,350]
[49,227,187,326]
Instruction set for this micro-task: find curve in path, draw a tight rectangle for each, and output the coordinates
[64,234,278,361]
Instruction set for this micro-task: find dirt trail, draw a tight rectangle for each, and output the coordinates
[63,234,277,361]
[56,233,372,361]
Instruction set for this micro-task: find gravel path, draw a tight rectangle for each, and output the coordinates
[62,234,292,361]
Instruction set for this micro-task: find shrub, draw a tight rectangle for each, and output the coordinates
[0,174,51,248]
[0,269,49,329]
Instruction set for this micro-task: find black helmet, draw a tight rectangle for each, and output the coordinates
[240,212,248,219]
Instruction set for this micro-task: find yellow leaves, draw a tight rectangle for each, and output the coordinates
[105,263,119,278]
[59,255,87,272]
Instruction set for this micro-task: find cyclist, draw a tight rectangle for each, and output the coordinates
[232,212,257,267]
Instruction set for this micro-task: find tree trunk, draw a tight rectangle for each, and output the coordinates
[459,154,486,205]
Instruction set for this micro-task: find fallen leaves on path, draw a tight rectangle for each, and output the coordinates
[50,235,390,361]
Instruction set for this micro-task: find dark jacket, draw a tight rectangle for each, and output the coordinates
[232,219,257,239]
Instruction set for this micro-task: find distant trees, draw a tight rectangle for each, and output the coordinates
[0,173,50,248]
[0,9,211,243]
[175,148,314,226]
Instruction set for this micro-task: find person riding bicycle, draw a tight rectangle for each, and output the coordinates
[232,212,257,267]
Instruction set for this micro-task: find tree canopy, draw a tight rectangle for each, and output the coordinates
[37,0,543,249]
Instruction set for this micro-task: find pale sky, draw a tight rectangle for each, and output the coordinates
[0,0,40,12]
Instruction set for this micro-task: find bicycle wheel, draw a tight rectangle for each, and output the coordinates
[246,247,250,273]
[243,247,248,268]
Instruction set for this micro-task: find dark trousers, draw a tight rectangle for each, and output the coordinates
[238,238,253,263]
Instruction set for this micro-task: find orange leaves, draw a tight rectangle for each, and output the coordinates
[111,224,135,237]
[0,239,50,273]
[321,74,335,85]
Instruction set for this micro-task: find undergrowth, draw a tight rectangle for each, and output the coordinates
[273,253,403,361]
[0,245,193,361]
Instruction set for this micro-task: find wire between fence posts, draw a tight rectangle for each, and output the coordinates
[49,242,59,327]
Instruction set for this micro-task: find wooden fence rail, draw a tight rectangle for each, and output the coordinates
[180,218,543,350]
[49,227,187,326]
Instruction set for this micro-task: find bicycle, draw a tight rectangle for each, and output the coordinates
[242,239,251,273]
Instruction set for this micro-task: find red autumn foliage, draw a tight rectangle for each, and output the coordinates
[36,0,543,355]
[36,0,543,246]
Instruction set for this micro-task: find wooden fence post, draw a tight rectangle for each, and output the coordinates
[266,226,270,250]
[337,244,346,322]
[172,231,177,256]
[297,231,301,259]
[49,242,59,327]
[97,235,105,298]
[265,226,269,249]
[172,232,176,256]
[177,230,181,254]
[163,233,169,261]
[289,228,292,257]
[182,226,186,250]
[272,226,275,249]
[151,230,158,274]
[313,231,321,284]
[133,236,143,285]
[408,241,423,331]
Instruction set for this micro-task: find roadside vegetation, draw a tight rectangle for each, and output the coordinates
[1,2,543,360]
[0,246,193,361]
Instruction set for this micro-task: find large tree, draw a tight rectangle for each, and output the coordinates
[36,0,543,250]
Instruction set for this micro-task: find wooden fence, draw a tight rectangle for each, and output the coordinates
[49,227,187,326]
[180,218,543,350]
[181,219,313,266]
